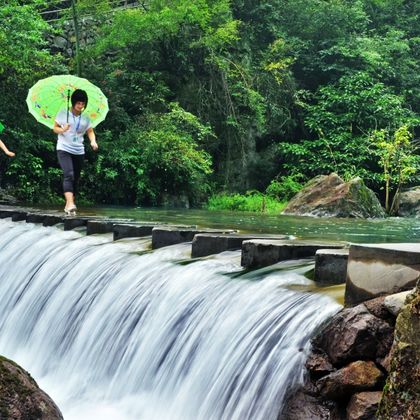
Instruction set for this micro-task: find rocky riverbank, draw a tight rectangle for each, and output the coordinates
[281,282,419,419]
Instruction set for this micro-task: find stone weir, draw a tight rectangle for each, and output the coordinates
[0,206,350,284]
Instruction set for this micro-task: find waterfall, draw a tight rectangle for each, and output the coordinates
[0,219,340,420]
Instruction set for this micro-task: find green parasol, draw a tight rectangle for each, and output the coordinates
[0,121,4,134]
[26,74,109,129]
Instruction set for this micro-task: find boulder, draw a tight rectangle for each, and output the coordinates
[363,296,395,323]
[282,173,385,218]
[317,360,384,400]
[377,284,420,419]
[305,350,335,379]
[312,304,394,365]
[0,356,63,419]
[280,389,340,420]
[346,391,382,420]
[383,289,415,316]
[397,186,420,217]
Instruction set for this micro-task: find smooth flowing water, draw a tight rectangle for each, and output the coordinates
[0,217,342,420]
[1,209,419,419]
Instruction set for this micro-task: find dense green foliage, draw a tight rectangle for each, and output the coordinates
[208,192,286,213]
[0,0,419,211]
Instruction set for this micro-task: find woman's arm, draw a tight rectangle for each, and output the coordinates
[53,121,70,134]
[0,139,15,157]
[86,127,98,151]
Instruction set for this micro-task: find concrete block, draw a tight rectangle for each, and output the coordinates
[345,243,420,306]
[26,213,49,224]
[113,223,156,241]
[191,233,288,258]
[241,239,345,268]
[11,211,28,222]
[152,227,234,249]
[43,215,65,226]
[314,248,349,284]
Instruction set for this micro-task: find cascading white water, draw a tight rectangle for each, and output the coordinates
[0,218,340,420]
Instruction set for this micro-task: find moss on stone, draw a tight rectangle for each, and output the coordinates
[377,287,420,419]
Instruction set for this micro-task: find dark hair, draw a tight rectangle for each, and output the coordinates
[71,89,88,107]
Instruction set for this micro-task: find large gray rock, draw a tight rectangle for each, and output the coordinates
[345,243,420,306]
[0,356,63,419]
[282,173,385,218]
[397,186,420,217]
[312,304,394,365]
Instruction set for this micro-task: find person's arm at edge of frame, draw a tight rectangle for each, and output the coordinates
[0,139,15,157]
[87,127,98,151]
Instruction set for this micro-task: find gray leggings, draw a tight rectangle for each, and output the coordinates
[57,150,84,194]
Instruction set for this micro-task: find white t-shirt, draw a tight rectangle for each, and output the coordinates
[55,110,92,155]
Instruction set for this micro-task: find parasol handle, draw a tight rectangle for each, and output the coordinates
[66,89,70,123]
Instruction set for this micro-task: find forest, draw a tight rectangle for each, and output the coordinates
[0,0,419,212]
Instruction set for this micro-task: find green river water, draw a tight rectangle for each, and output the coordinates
[74,206,420,244]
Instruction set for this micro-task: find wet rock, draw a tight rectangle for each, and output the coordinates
[317,361,384,400]
[0,356,63,419]
[346,391,382,420]
[312,305,394,365]
[306,350,335,379]
[282,174,385,218]
[280,389,341,420]
[397,186,420,217]
[377,284,420,419]
[383,289,414,316]
[363,296,395,323]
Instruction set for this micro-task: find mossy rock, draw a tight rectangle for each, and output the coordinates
[377,285,420,419]
[0,356,63,420]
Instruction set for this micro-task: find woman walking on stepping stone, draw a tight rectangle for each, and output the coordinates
[53,89,98,216]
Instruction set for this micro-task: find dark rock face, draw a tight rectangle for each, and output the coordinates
[377,285,420,419]
[0,356,63,419]
[312,304,394,365]
[317,360,384,399]
[280,389,341,420]
[346,391,382,420]
[397,186,420,217]
[305,350,335,379]
[282,173,385,218]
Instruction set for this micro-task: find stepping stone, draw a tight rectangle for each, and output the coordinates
[63,216,99,231]
[191,233,288,257]
[152,227,234,249]
[26,213,50,224]
[314,248,349,284]
[11,211,28,222]
[345,243,420,306]
[241,239,345,268]
[86,219,134,235]
[43,214,65,226]
[113,223,160,241]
